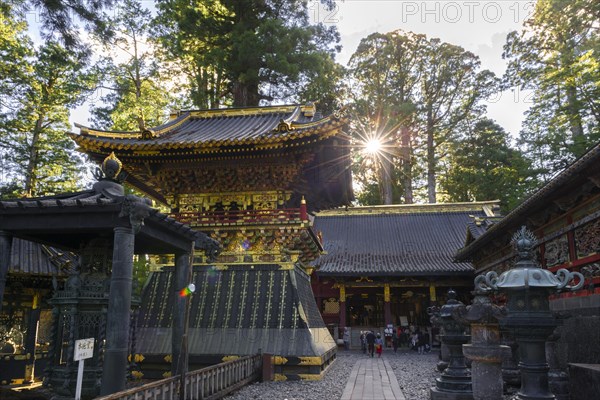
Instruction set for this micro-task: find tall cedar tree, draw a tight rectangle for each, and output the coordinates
[91,0,178,131]
[349,32,423,205]
[0,41,96,197]
[11,0,114,51]
[503,0,600,179]
[439,118,536,212]
[348,30,497,204]
[153,0,342,108]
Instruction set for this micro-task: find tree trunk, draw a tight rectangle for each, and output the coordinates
[565,84,584,139]
[24,115,44,197]
[400,126,413,204]
[427,107,436,203]
[378,156,394,205]
[232,81,260,107]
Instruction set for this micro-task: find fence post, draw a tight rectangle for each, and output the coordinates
[262,353,273,382]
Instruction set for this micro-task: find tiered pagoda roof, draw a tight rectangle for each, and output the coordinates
[69,104,353,210]
[312,201,500,277]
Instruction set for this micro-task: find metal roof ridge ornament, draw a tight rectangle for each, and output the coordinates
[275,119,295,133]
[91,152,127,199]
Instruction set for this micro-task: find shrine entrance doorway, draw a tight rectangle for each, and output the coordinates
[346,288,383,328]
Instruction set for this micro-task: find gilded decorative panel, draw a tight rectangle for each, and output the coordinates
[544,235,570,267]
[575,218,600,258]
[323,298,340,314]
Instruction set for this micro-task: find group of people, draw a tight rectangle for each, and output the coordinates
[351,326,431,356]
[358,330,384,357]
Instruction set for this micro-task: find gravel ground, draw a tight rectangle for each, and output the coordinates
[226,347,518,400]
[226,347,443,400]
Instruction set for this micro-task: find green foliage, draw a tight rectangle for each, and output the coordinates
[153,0,343,107]
[132,255,150,298]
[439,119,538,212]
[11,0,115,52]
[91,0,179,131]
[348,30,498,205]
[0,40,97,197]
[503,0,600,179]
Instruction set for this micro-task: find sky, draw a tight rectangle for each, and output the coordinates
[26,0,535,138]
[327,0,535,137]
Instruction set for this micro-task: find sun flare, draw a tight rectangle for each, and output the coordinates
[365,139,382,154]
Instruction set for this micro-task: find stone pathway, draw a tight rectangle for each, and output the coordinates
[340,357,406,400]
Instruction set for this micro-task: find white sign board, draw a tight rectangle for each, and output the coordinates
[74,338,94,361]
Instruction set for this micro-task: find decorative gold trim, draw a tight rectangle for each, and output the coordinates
[32,292,40,310]
[103,152,123,177]
[298,356,323,366]
[273,356,289,365]
[162,372,172,378]
[274,374,287,381]
[429,284,437,301]
[131,371,144,380]
[222,355,240,362]
[384,284,390,302]
[190,105,298,119]
[339,285,346,302]
[164,354,172,363]
[69,121,344,152]
[298,370,328,380]
[316,201,501,216]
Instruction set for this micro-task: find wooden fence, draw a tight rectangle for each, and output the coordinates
[96,354,263,400]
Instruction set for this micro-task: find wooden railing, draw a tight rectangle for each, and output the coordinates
[96,354,262,400]
[172,208,304,226]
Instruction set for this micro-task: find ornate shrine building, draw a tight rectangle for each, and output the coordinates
[0,239,74,385]
[455,142,600,400]
[309,201,500,338]
[69,104,353,380]
[0,155,214,397]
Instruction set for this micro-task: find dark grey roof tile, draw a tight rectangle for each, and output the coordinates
[313,210,482,276]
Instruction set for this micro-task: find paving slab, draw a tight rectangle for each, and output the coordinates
[341,357,406,400]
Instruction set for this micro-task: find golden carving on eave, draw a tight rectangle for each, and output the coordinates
[155,163,305,194]
[275,119,295,132]
[168,191,292,213]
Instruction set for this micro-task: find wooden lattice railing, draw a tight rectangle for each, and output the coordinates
[96,354,262,400]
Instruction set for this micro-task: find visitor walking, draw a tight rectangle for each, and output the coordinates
[360,331,367,354]
[417,329,426,355]
[343,327,350,350]
[392,329,399,353]
[375,333,383,358]
[366,330,376,357]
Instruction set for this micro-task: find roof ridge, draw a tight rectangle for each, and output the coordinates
[316,201,500,216]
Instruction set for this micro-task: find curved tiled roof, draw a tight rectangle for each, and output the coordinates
[69,105,346,151]
[9,239,76,276]
[312,204,495,276]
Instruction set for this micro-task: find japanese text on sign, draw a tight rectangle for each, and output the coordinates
[74,338,94,361]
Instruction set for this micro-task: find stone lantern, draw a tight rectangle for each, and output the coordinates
[479,226,583,400]
[461,282,510,400]
[430,289,473,400]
